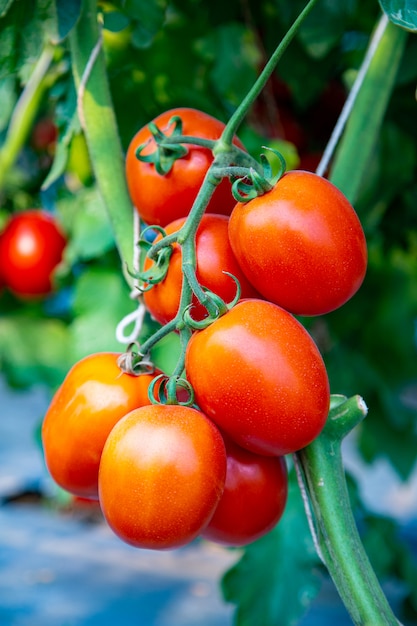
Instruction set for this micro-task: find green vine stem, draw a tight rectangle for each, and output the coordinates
[69,0,134,277]
[0,45,58,193]
[295,395,401,626]
[217,0,321,149]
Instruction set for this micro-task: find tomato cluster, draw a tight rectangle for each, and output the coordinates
[42,107,367,551]
[0,210,66,299]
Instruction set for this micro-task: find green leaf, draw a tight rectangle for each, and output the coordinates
[298,0,357,59]
[0,314,71,388]
[195,23,261,108]
[0,0,15,18]
[379,0,417,31]
[55,0,82,42]
[222,476,322,626]
[69,267,134,361]
[57,186,116,264]
[125,0,167,49]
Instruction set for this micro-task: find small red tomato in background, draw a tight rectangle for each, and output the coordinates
[42,352,160,498]
[185,299,330,456]
[125,107,246,226]
[202,436,288,546]
[143,213,261,325]
[228,170,367,316]
[98,404,227,550]
[0,210,67,298]
[30,117,58,153]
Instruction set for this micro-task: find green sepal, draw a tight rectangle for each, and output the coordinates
[135,115,189,175]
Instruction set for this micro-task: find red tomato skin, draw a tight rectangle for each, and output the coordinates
[126,108,245,226]
[185,299,330,456]
[42,353,159,498]
[202,437,288,546]
[228,170,367,316]
[0,210,66,298]
[144,213,261,325]
[98,404,227,550]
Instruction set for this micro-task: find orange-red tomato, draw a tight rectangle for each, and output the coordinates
[0,210,66,298]
[143,213,260,325]
[185,299,330,456]
[202,437,288,546]
[125,107,245,226]
[42,352,160,498]
[98,404,227,550]
[228,170,367,316]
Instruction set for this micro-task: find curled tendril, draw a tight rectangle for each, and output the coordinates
[126,225,173,290]
[148,374,195,407]
[232,146,287,202]
[135,116,188,175]
[117,343,155,376]
[183,274,241,330]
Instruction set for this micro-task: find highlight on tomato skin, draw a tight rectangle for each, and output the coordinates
[98,404,227,550]
[228,170,368,317]
[41,352,161,499]
[202,436,288,547]
[143,213,261,326]
[185,299,330,457]
[125,107,246,227]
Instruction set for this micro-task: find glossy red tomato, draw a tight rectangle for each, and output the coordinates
[125,107,245,226]
[0,210,66,298]
[202,436,288,546]
[98,404,227,550]
[143,213,261,325]
[228,170,367,316]
[185,299,330,456]
[42,352,160,498]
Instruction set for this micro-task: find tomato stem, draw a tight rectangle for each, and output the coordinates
[217,0,321,149]
[295,395,401,625]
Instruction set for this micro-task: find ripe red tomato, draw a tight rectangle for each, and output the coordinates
[98,404,227,550]
[0,210,66,298]
[228,170,367,316]
[125,107,245,226]
[42,352,160,498]
[202,436,288,546]
[143,213,261,325]
[185,299,330,456]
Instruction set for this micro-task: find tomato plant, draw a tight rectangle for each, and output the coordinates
[202,436,288,546]
[0,210,67,298]
[185,299,330,456]
[228,170,368,316]
[125,107,246,226]
[98,404,227,550]
[42,352,160,498]
[143,213,261,325]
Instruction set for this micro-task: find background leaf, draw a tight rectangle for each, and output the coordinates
[379,0,417,31]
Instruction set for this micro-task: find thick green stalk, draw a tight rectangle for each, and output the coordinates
[296,396,400,626]
[69,0,133,276]
[329,17,407,204]
[0,46,55,192]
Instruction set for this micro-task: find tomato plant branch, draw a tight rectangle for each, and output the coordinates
[296,395,401,625]
[217,0,321,149]
[69,0,134,279]
[0,45,58,193]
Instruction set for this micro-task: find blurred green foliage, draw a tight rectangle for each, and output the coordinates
[0,0,417,624]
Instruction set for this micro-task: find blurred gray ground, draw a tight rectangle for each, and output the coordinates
[0,376,416,626]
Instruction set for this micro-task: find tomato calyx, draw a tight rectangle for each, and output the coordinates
[182,275,241,330]
[117,343,155,376]
[231,146,286,202]
[148,373,195,407]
